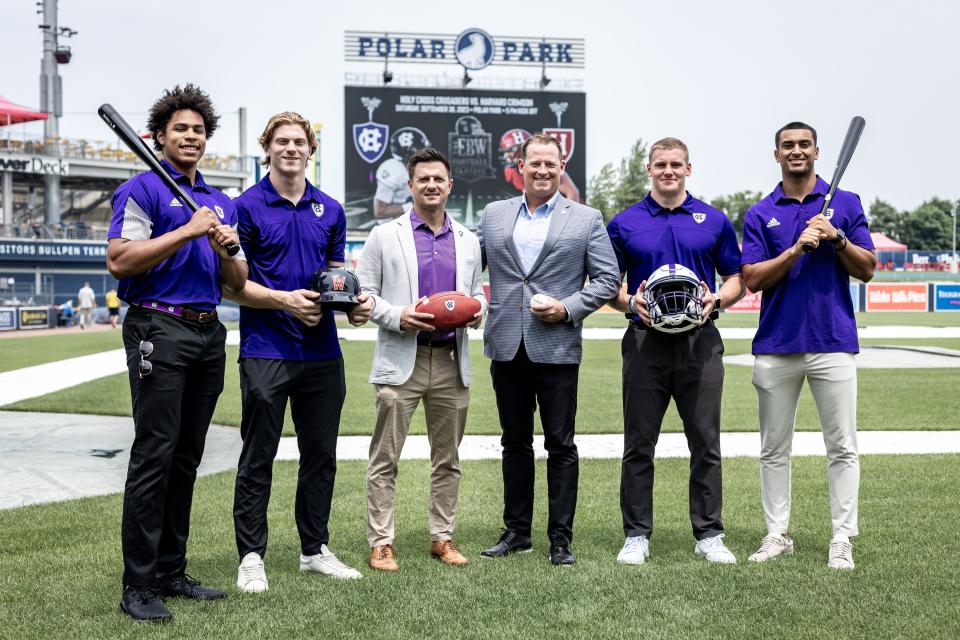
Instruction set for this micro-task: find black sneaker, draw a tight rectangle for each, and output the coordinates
[480,529,533,558]
[549,536,576,566]
[120,586,172,622]
[160,574,228,601]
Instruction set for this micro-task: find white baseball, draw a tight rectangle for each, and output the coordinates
[531,294,549,307]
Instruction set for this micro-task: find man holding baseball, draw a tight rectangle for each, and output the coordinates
[606,137,744,566]
[106,84,247,621]
[476,134,620,565]
[226,112,366,592]
[741,122,875,569]
[355,148,486,571]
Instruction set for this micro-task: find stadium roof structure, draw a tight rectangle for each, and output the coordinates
[0,96,48,126]
[871,232,907,251]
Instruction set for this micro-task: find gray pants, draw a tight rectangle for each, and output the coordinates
[752,353,860,538]
[366,345,469,547]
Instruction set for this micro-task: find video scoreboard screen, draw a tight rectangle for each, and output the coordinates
[344,86,585,230]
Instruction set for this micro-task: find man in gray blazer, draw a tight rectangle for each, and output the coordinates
[476,134,620,565]
[353,148,486,572]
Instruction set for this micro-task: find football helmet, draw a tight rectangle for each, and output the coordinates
[642,264,704,333]
[455,115,486,136]
[390,127,430,162]
[499,128,531,166]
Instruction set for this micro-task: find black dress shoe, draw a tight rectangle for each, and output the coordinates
[549,536,576,566]
[160,574,228,601]
[120,586,172,622]
[480,529,533,558]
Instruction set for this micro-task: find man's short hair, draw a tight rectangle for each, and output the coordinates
[520,133,563,161]
[147,84,219,152]
[258,111,318,167]
[406,147,451,179]
[649,137,690,163]
[775,122,818,147]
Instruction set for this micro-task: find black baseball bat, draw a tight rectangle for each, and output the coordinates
[802,115,866,253]
[97,103,240,257]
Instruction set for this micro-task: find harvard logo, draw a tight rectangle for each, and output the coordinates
[692,212,706,224]
[332,275,346,291]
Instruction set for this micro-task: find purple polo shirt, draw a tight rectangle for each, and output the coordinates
[607,193,741,319]
[410,210,456,344]
[236,175,346,361]
[741,176,874,355]
[108,160,237,311]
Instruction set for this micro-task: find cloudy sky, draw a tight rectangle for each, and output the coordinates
[2,0,956,211]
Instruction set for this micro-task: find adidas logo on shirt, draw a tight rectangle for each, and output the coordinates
[766,218,780,228]
[169,197,183,207]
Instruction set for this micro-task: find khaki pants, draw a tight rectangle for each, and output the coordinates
[366,345,469,547]
[752,353,859,538]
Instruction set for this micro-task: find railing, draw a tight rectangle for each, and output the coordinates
[0,223,109,241]
[0,134,244,172]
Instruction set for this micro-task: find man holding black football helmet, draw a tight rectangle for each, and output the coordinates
[606,137,745,566]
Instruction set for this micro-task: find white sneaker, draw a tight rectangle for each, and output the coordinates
[237,552,268,593]
[300,544,362,580]
[748,533,795,562]
[828,536,855,570]
[695,534,737,564]
[616,536,650,565]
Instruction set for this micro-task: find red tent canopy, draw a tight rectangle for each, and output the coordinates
[870,232,907,251]
[0,96,48,126]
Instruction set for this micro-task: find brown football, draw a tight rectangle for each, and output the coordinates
[415,291,482,329]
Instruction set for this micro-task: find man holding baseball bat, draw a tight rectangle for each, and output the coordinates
[741,122,875,569]
[107,84,247,621]
[226,112,366,590]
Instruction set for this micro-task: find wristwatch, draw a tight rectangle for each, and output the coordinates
[714,294,724,311]
[628,294,638,316]
[831,228,847,245]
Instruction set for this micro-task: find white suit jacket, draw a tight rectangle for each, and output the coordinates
[356,212,487,386]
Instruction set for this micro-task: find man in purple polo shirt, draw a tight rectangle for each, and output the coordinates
[106,84,248,622]
[606,137,745,566]
[226,112,367,591]
[741,122,876,570]
[354,147,486,571]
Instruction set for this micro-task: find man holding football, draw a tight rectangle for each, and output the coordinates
[354,148,486,571]
[606,137,744,566]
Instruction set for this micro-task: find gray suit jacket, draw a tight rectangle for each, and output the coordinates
[357,212,486,386]
[476,194,620,364]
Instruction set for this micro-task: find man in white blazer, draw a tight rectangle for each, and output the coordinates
[476,134,621,565]
[353,148,486,572]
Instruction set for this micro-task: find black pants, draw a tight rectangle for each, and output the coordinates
[121,307,226,587]
[491,342,580,542]
[234,357,345,559]
[621,322,725,541]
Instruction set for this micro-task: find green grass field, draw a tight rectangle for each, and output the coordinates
[1,456,958,639]
[6,337,959,435]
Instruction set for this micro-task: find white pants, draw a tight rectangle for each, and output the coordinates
[752,353,859,537]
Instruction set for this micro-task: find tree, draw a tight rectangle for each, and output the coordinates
[587,139,649,223]
[867,198,903,242]
[709,191,764,239]
[900,197,955,250]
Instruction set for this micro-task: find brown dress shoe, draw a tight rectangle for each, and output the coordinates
[430,539,469,566]
[369,544,399,572]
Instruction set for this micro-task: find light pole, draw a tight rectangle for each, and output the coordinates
[952,200,958,274]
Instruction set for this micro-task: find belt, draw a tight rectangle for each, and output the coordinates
[630,319,715,332]
[417,337,456,348]
[135,301,218,324]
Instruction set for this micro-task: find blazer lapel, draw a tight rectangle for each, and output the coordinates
[395,214,419,302]
[501,197,524,272]
[452,218,467,293]
[528,194,572,276]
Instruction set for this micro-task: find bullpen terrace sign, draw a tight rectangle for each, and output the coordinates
[344,30,585,69]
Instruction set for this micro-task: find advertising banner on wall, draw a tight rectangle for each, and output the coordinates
[865,283,928,311]
[934,284,960,311]
[18,306,53,329]
[0,308,17,330]
[344,86,586,230]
